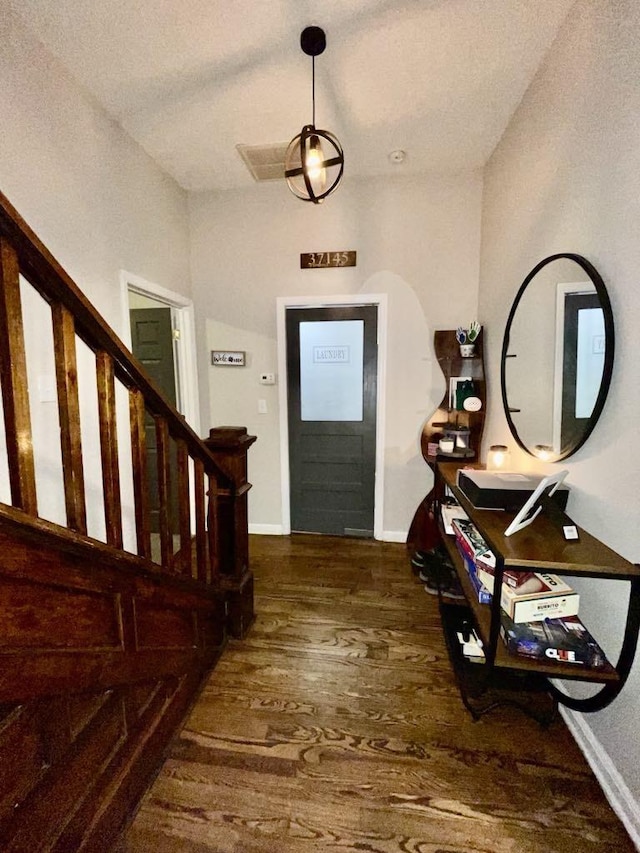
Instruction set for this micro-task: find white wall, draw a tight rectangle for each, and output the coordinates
[480,0,640,839]
[189,170,483,538]
[0,8,191,547]
[0,8,191,323]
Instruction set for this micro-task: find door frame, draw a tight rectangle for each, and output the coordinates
[119,270,201,436]
[277,294,388,539]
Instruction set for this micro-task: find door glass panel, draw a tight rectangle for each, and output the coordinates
[299,320,364,421]
[575,307,604,418]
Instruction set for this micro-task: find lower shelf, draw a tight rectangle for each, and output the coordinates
[438,525,620,683]
[440,602,557,725]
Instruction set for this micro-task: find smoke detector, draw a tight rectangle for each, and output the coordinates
[389,149,406,164]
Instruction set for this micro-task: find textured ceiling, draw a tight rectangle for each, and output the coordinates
[10,0,575,192]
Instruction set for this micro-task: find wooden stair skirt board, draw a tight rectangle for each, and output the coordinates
[0,516,226,851]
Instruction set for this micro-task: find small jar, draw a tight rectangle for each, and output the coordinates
[487,444,511,471]
[439,436,455,454]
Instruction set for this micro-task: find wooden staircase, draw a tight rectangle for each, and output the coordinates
[0,191,254,851]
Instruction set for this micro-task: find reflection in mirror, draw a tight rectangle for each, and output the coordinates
[501,254,614,461]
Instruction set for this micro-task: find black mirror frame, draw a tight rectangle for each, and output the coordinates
[500,253,615,461]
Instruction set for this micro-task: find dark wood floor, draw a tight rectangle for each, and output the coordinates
[125,534,634,852]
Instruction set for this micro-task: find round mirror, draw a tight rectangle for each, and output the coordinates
[501,253,614,461]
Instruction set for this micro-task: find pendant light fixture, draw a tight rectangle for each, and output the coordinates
[284,26,344,204]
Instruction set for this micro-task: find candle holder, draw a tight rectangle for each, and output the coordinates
[534,444,554,461]
[487,444,511,471]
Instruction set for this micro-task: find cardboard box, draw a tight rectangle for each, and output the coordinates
[475,564,537,594]
[457,470,569,511]
[498,572,579,623]
[500,613,609,668]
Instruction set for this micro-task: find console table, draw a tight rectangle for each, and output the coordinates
[435,461,640,719]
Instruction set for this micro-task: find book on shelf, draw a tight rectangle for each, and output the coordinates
[440,502,469,535]
[451,518,496,568]
[455,541,492,605]
[467,566,492,606]
[476,569,579,623]
[500,613,610,669]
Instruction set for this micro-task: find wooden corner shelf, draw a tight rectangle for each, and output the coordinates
[407,329,487,558]
[419,330,486,467]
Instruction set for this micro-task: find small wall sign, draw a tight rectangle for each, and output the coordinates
[211,350,245,366]
[301,251,356,269]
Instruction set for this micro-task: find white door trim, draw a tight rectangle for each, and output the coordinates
[277,294,388,540]
[119,270,201,436]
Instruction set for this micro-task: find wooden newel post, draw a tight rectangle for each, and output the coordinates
[204,426,257,638]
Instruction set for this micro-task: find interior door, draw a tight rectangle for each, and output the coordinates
[129,307,179,533]
[286,305,377,537]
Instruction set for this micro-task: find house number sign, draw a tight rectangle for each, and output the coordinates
[300,251,357,269]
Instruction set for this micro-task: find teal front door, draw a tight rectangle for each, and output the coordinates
[129,307,179,534]
[286,305,378,537]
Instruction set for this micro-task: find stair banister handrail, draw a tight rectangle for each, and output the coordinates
[0,190,231,487]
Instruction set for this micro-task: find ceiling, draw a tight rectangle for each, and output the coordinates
[10,0,575,193]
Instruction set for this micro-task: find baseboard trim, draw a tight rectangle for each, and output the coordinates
[380,530,408,543]
[248,524,285,536]
[248,526,408,542]
[561,704,640,849]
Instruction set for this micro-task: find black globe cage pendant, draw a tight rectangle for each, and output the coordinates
[284,27,344,204]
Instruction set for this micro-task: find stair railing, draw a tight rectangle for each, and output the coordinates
[0,190,253,632]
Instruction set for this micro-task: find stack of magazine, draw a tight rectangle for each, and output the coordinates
[446,510,610,669]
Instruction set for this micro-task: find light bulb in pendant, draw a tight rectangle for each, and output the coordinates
[306,136,324,181]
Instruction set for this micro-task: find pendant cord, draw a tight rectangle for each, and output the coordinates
[312,55,316,127]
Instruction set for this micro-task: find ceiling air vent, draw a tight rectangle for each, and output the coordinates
[236,143,289,182]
